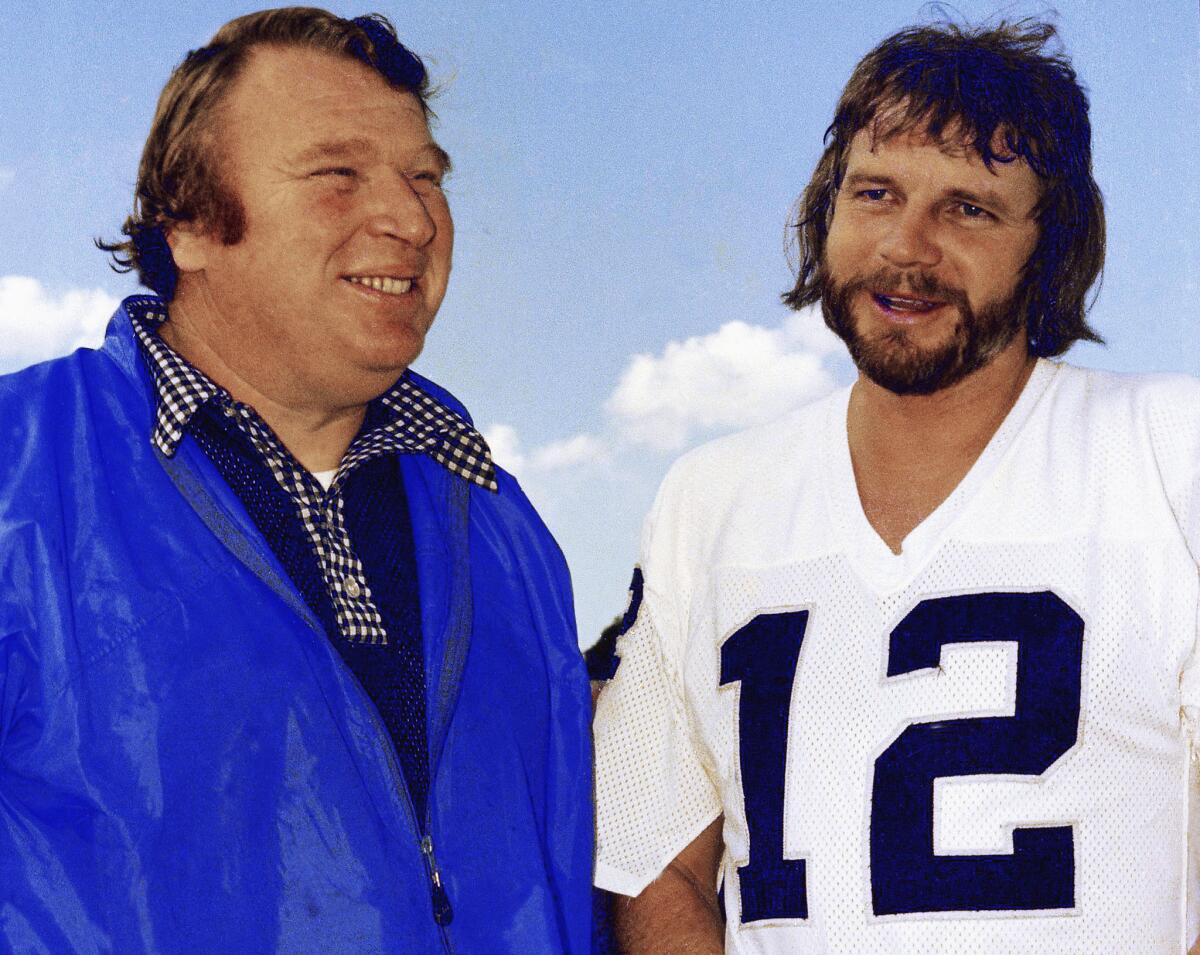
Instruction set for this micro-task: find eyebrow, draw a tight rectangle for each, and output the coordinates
[842,171,897,192]
[293,137,453,174]
[841,171,1024,218]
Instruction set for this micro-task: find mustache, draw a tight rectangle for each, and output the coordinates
[830,267,970,311]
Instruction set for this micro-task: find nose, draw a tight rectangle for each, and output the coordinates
[364,174,438,247]
[878,207,942,269]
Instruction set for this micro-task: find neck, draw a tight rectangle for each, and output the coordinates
[846,339,1037,553]
[849,342,1037,458]
[159,305,366,473]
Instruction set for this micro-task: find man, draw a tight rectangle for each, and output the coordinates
[0,9,591,952]
[593,19,1200,954]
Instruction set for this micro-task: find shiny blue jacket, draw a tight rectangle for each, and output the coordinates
[0,300,593,953]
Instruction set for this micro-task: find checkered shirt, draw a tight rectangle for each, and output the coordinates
[127,296,498,646]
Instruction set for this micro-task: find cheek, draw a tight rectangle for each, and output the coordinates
[431,199,453,246]
[823,212,863,276]
[310,191,358,229]
[966,239,1034,300]
[273,194,357,268]
[429,208,454,275]
[314,184,352,209]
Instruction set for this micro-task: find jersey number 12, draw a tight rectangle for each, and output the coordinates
[718,590,1084,921]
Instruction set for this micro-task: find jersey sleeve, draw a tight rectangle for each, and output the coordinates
[592,475,722,898]
[1145,375,1200,708]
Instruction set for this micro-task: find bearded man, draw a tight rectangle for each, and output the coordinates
[593,19,1200,955]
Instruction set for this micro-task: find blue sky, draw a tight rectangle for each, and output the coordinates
[2,1,1197,645]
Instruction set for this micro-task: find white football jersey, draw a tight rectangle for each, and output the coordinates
[594,360,1200,954]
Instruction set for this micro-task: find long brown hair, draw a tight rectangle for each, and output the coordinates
[782,19,1105,357]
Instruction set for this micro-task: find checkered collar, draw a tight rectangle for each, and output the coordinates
[127,297,498,493]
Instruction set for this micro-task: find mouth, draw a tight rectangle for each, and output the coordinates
[343,275,415,297]
[870,290,945,320]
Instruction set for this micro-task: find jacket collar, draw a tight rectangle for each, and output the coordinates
[101,295,498,492]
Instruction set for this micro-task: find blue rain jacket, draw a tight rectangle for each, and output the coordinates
[0,298,593,953]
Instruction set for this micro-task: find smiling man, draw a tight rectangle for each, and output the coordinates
[0,9,591,953]
[593,19,1200,955]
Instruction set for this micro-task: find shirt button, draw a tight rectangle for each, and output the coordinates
[344,576,362,599]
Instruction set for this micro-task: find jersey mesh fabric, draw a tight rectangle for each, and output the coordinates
[594,361,1200,954]
[594,596,722,893]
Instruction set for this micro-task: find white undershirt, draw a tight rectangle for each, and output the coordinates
[311,468,337,490]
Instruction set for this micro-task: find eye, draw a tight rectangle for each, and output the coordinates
[859,188,889,201]
[408,169,445,189]
[956,201,994,221]
[312,166,358,180]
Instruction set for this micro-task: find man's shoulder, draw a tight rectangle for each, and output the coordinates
[0,347,115,434]
[0,349,77,401]
[1026,362,1200,520]
[398,374,578,647]
[656,385,843,510]
[1052,360,1200,410]
[634,388,844,597]
[403,367,474,423]
[399,368,567,569]
[0,298,137,416]
[1044,361,1200,454]
[0,339,141,511]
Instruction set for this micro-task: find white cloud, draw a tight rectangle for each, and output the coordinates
[780,305,843,357]
[482,422,526,473]
[530,433,606,470]
[483,423,606,478]
[0,167,14,191]
[0,276,119,373]
[605,305,839,450]
[487,305,843,482]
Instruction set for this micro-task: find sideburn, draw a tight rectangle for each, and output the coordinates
[199,169,247,246]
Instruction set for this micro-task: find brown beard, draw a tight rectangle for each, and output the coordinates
[819,266,1025,396]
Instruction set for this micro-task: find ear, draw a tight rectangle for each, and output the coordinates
[165,221,214,274]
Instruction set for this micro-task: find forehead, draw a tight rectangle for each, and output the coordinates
[842,122,1042,211]
[218,44,433,155]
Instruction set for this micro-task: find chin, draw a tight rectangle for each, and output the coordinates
[824,275,1026,397]
[352,323,428,368]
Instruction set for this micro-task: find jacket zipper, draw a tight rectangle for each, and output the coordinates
[420,835,454,924]
[295,559,461,950]
[325,472,465,948]
[295,599,457,951]
[359,691,456,954]
[163,443,459,951]
[268,579,459,948]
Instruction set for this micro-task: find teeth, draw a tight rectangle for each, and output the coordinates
[347,275,412,295]
[882,295,935,310]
